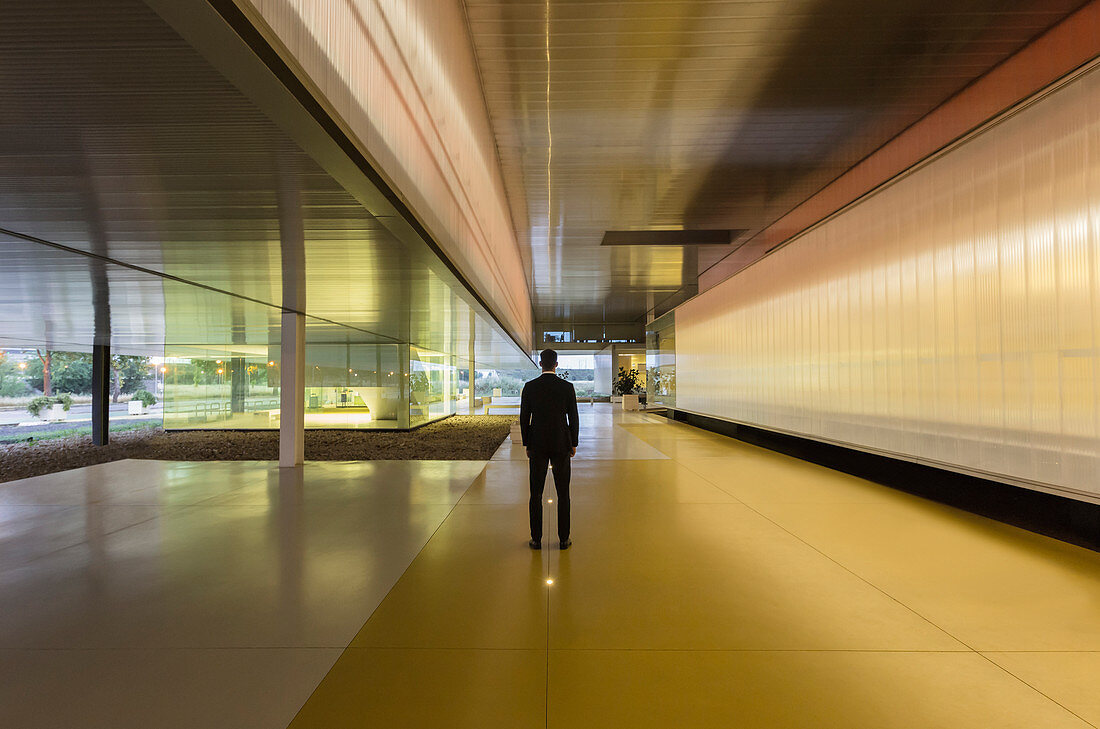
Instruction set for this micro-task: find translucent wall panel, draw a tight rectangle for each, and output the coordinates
[245,0,532,349]
[676,65,1100,502]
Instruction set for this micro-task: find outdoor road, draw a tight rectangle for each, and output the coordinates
[0,403,163,427]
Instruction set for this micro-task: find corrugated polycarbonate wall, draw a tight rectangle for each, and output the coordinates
[677,64,1100,503]
[243,0,532,349]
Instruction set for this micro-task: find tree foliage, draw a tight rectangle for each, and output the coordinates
[23,351,150,397]
[0,352,29,397]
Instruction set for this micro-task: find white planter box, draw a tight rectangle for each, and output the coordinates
[128,401,146,415]
[492,388,503,397]
[46,404,68,422]
[621,394,640,411]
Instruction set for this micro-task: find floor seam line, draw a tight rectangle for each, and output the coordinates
[282,458,493,727]
[672,450,972,651]
[544,471,552,729]
[978,651,1098,728]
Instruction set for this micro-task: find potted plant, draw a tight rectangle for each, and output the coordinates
[128,389,157,415]
[614,367,642,410]
[27,393,73,422]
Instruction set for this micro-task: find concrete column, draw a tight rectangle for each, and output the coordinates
[91,344,110,446]
[468,310,476,415]
[279,311,305,467]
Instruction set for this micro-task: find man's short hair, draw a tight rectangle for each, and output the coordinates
[539,349,558,369]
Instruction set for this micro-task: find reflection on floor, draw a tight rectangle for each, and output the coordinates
[0,458,488,728]
[2,405,1099,727]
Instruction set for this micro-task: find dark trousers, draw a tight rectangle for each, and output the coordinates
[529,450,571,542]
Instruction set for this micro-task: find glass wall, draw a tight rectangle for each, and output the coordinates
[615,349,647,398]
[162,348,277,429]
[305,343,406,429]
[410,345,458,427]
[163,343,410,430]
[646,313,676,407]
[160,267,536,430]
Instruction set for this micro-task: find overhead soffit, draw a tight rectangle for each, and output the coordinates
[463,0,1087,324]
[0,0,532,368]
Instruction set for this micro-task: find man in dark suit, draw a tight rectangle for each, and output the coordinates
[520,349,579,550]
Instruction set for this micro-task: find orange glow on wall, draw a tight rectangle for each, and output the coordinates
[677,64,1100,502]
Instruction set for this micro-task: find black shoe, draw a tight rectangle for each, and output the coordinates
[529,539,541,550]
[560,539,572,550]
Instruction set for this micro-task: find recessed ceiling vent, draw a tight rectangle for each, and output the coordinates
[600,229,742,246]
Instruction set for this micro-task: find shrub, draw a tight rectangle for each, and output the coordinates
[0,379,28,397]
[27,393,73,418]
[132,389,157,407]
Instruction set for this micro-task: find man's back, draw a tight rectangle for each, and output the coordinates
[520,373,579,455]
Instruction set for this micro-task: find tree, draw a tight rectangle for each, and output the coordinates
[35,349,52,396]
[30,350,88,396]
[51,357,93,394]
[25,352,96,394]
[109,355,151,402]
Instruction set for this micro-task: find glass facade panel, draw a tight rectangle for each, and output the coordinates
[646,313,676,408]
[164,343,411,430]
[305,344,405,429]
[162,349,278,429]
[410,345,458,427]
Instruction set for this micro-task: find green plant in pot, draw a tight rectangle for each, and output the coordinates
[27,393,73,419]
[132,389,157,408]
[614,367,642,396]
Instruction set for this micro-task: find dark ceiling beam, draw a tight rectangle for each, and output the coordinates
[600,229,739,246]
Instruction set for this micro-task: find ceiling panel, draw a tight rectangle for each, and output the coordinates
[463,0,1086,324]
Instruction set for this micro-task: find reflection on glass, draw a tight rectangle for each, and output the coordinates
[164,343,413,430]
[162,350,279,429]
[305,344,404,428]
[646,313,675,407]
[410,345,457,427]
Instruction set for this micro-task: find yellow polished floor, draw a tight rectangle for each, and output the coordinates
[289,406,1100,728]
[2,406,1099,727]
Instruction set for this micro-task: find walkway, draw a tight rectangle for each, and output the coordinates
[1,405,1098,727]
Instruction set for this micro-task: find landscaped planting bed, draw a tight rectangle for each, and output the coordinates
[0,416,516,484]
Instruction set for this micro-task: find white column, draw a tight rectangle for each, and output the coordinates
[468,310,476,415]
[279,311,305,467]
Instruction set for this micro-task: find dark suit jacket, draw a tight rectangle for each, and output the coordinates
[520,373,580,454]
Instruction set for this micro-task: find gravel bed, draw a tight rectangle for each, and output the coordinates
[0,416,516,484]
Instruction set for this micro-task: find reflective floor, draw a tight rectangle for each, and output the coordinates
[2,406,1099,727]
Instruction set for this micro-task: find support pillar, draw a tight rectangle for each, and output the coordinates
[230,356,248,413]
[91,344,110,446]
[279,311,305,468]
[468,310,476,415]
